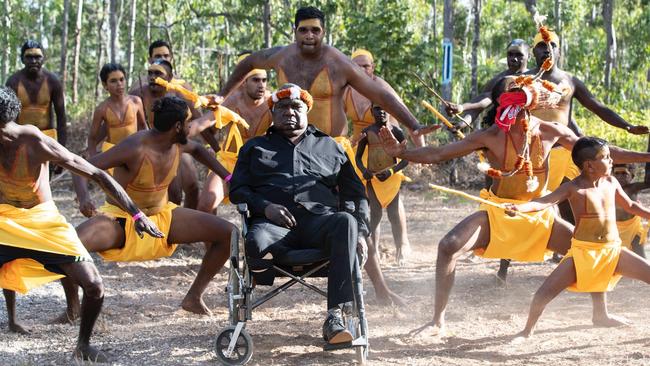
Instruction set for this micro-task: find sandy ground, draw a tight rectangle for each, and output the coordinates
[2,181,650,366]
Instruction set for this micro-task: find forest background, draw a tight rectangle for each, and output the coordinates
[1,0,648,151]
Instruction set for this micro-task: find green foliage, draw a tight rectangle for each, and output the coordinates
[579,109,650,151]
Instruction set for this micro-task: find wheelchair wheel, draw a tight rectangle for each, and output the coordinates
[214,326,253,365]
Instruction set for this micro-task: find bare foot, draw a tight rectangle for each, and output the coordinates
[593,314,632,327]
[181,295,213,316]
[8,322,30,335]
[376,290,407,308]
[74,344,109,363]
[409,321,446,339]
[50,309,80,324]
[396,245,411,266]
[510,330,532,344]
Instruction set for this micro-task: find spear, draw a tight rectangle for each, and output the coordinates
[421,100,486,163]
[411,72,472,130]
[428,183,537,221]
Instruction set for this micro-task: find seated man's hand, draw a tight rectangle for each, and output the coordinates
[375,170,392,182]
[134,215,165,239]
[264,204,297,228]
[362,169,374,181]
[357,236,368,267]
[445,102,463,116]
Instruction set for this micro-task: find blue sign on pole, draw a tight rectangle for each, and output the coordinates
[442,38,453,85]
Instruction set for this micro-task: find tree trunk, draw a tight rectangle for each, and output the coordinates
[159,0,173,51]
[71,0,83,103]
[432,0,437,79]
[126,0,137,87]
[471,0,481,97]
[109,0,118,62]
[60,0,70,83]
[95,0,107,102]
[602,0,616,93]
[145,0,151,45]
[38,2,45,46]
[263,0,272,48]
[441,0,453,101]
[554,0,564,67]
[1,0,10,81]
[524,0,537,17]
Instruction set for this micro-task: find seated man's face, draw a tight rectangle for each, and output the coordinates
[272,98,308,138]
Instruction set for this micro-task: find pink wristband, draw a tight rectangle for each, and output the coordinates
[132,211,145,221]
[224,174,233,183]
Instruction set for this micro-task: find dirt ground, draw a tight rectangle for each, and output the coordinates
[2,181,650,366]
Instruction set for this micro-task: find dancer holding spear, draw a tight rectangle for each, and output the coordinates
[380,31,650,334]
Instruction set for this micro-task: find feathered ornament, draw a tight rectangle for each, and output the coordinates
[474,13,564,192]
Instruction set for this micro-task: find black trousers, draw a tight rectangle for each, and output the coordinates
[246,210,357,309]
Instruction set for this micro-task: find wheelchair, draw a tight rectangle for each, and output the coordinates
[214,204,369,365]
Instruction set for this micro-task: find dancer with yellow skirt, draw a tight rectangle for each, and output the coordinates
[5,40,67,147]
[508,137,650,339]
[87,63,146,156]
[612,163,650,258]
[355,104,412,266]
[194,52,271,215]
[71,96,235,317]
[0,87,162,362]
[215,7,441,306]
[85,63,147,181]
[380,67,650,336]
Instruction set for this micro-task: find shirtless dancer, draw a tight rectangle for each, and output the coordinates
[380,76,650,336]
[5,40,67,151]
[130,40,200,209]
[216,6,438,305]
[446,39,530,127]
[86,63,147,159]
[527,29,647,193]
[70,96,234,316]
[196,52,271,215]
[509,137,650,338]
[0,87,161,361]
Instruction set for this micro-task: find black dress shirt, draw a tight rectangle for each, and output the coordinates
[230,125,370,237]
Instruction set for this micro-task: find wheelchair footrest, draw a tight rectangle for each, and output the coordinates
[322,336,368,351]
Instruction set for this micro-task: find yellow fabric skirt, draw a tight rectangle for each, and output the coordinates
[101,141,115,175]
[369,173,411,208]
[474,189,555,262]
[616,216,648,249]
[97,202,178,262]
[216,150,238,204]
[564,238,622,292]
[547,147,581,191]
[42,128,58,141]
[0,201,91,294]
[355,144,410,207]
[333,136,360,172]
